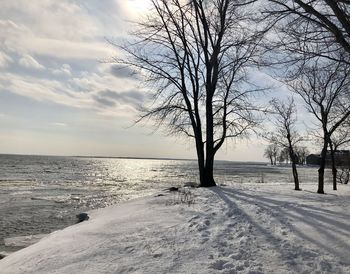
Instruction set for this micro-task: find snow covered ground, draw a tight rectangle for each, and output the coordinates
[0,182,349,274]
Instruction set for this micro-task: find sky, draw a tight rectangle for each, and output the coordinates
[0,0,281,162]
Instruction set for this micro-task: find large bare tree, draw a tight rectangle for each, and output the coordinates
[265,0,350,63]
[287,59,350,193]
[115,0,264,187]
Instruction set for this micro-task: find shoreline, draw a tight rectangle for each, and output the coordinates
[1,155,322,258]
[0,153,269,164]
[0,183,349,273]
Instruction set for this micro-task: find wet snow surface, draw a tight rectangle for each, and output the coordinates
[0,183,349,274]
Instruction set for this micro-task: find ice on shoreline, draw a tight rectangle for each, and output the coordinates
[0,183,349,274]
[4,234,47,249]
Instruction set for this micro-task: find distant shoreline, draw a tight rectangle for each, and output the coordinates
[0,153,268,164]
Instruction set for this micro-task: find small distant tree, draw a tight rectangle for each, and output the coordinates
[264,143,279,165]
[278,147,290,164]
[294,146,309,165]
[264,144,274,165]
[265,98,303,191]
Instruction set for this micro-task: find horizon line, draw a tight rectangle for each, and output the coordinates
[0,152,267,164]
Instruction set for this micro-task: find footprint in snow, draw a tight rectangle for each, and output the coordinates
[201,230,211,238]
[203,219,210,226]
[200,237,209,244]
[229,252,242,260]
[188,215,200,222]
[210,259,230,270]
[124,246,134,253]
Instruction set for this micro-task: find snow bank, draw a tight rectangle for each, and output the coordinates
[4,234,47,249]
[0,183,349,274]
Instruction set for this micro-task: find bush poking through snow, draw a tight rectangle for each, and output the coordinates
[256,173,265,184]
[167,188,195,206]
[337,168,350,184]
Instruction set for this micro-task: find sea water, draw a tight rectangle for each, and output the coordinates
[0,154,321,252]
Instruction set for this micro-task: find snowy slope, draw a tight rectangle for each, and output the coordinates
[0,183,349,274]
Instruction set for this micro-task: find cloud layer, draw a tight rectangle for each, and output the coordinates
[0,0,145,118]
[0,0,269,161]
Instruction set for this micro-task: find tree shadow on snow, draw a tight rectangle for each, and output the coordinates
[210,187,350,268]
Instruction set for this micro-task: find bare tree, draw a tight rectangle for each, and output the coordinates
[264,145,274,165]
[264,143,279,165]
[286,59,350,193]
[329,119,350,190]
[337,168,350,185]
[294,146,309,165]
[262,1,350,192]
[278,147,290,164]
[265,0,350,64]
[265,98,302,190]
[115,0,264,187]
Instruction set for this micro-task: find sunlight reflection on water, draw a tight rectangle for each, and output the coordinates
[0,154,326,250]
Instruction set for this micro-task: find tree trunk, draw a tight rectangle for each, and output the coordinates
[196,143,216,187]
[200,84,217,187]
[200,148,216,187]
[318,139,328,194]
[203,165,216,187]
[332,164,337,191]
[287,134,301,191]
[318,166,325,194]
[196,143,205,187]
[290,152,301,190]
[329,141,337,191]
[292,162,301,190]
[270,157,273,165]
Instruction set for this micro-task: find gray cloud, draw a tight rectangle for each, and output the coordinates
[19,54,45,70]
[93,96,116,107]
[110,64,140,80]
[51,64,71,76]
[0,1,146,118]
[101,89,145,105]
[93,89,146,109]
[0,51,13,67]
